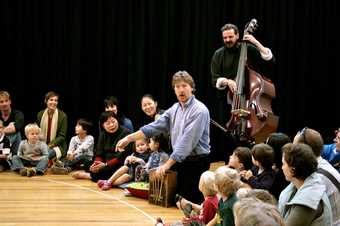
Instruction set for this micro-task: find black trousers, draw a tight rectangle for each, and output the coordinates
[89,163,122,182]
[172,155,210,204]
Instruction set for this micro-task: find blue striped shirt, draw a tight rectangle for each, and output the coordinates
[140,95,210,162]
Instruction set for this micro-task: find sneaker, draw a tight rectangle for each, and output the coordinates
[27,168,36,177]
[54,160,64,167]
[0,165,5,172]
[97,180,106,188]
[51,166,69,175]
[123,189,132,196]
[100,180,112,191]
[19,168,28,176]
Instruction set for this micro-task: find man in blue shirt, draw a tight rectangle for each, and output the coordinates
[322,128,340,171]
[116,71,210,203]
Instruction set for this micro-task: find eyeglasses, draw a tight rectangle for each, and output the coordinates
[299,127,308,144]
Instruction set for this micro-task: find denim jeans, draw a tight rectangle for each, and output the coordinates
[48,148,56,159]
[7,132,22,156]
[11,155,49,173]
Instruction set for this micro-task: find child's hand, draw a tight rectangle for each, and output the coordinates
[125,156,132,163]
[130,156,137,163]
[244,170,253,180]
[239,170,247,178]
[67,153,75,160]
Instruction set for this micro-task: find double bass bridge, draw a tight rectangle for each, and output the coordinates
[231,109,250,118]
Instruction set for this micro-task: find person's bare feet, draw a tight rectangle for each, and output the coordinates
[71,170,91,179]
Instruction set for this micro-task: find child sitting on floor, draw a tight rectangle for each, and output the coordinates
[11,123,49,177]
[240,143,275,191]
[160,170,218,226]
[207,166,240,226]
[134,134,169,182]
[97,137,150,190]
[226,146,253,172]
[51,118,94,174]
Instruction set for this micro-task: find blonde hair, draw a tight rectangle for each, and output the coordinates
[214,166,241,196]
[24,123,41,136]
[0,91,11,99]
[199,171,217,197]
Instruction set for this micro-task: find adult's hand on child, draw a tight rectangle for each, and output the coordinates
[116,137,129,152]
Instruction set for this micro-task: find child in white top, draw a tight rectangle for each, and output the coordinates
[52,118,94,174]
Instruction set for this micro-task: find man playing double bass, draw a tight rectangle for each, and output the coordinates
[210,22,275,147]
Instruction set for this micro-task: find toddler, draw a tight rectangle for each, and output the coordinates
[11,123,49,177]
[98,137,150,190]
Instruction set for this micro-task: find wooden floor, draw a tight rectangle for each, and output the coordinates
[0,171,183,226]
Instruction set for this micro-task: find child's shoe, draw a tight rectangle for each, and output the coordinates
[123,188,132,196]
[51,166,70,175]
[54,160,64,167]
[97,180,106,188]
[19,168,27,176]
[100,180,112,191]
[27,168,36,177]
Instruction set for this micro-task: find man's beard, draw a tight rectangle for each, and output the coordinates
[225,42,235,48]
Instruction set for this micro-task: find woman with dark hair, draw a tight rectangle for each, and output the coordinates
[72,111,133,182]
[103,96,134,132]
[37,91,67,160]
[266,132,291,199]
[140,94,164,123]
[278,143,332,226]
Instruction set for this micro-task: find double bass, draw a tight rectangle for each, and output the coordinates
[226,19,279,144]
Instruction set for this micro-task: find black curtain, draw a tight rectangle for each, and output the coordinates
[1,0,339,161]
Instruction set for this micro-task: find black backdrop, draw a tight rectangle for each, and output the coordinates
[1,0,339,161]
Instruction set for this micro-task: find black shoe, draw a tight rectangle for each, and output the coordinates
[175,194,182,203]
